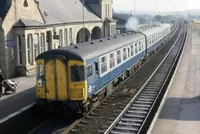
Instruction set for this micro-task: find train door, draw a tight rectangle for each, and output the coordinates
[45,59,67,101]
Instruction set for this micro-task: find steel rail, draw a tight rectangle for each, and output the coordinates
[104,21,185,134]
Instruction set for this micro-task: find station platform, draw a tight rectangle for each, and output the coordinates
[0,75,36,123]
[149,28,200,134]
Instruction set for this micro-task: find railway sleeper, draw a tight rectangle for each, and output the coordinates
[130,106,150,111]
[124,113,145,118]
[114,125,138,131]
[139,95,156,99]
[132,103,151,108]
[135,100,153,104]
[110,130,135,134]
[127,110,148,114]
[121,117,143,123]
[118,121,141,127]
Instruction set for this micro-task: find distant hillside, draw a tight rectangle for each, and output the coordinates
[114,9,200,17]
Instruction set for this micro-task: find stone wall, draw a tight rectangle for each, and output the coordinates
[0,0,44,78]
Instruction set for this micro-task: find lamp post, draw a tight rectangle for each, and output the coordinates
[134,0,136,15]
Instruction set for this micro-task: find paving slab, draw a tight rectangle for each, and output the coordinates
[150,28,200,134]
[0,75,36,120]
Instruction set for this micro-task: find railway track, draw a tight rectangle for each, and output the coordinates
[60,21,184,134]
[103,22,187,134]
[0,21,179,134]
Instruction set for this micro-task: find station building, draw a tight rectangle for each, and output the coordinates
[0,0,116,78]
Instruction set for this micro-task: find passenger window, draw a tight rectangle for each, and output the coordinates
[135,43,138,54]
[101,56,107,74]
[131,45,134,56]
[71,65,85,82]
[117,50,121,64]
[37,64,44,79]
[123,48,127,60]
[86,65,93,78]
[139,42,141,51]
[95,62,99,75]
[110,53,115,69]
[141,41,144,50]
[127,47,130,57]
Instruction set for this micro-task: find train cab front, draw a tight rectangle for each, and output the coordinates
[35,57,88,111]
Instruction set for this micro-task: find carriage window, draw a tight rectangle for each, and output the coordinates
[141,41,144,50]
[139,42,141,51]
[37,65,44,79]
[95,62,99,75]
[101,56,107,74]
[135,43,138,54]
[71,66,85,82]
[131,45,134,56]
[110,53,115,69]
[117,50,121,64]
[123,48,127,60]
[147,38,150,46]
[86,65,93,78]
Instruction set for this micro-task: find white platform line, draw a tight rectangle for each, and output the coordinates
[146,25,189,134]
[0,102,36,124]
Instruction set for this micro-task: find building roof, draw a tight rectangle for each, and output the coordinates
[13,19,45,28]
[37,24,171,61]
[0,0,12,21]
[36,0,102,25]
[105,17,117,22]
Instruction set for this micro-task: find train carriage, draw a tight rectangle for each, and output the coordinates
[36,23,171,112]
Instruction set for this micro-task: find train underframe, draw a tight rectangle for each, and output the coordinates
[36,41,166,114]
[81,44,164,114]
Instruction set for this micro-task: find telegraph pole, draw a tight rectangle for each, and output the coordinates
[134,0,136,15]
[82,0,85,43]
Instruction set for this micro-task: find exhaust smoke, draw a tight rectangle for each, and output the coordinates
[125,17,139,31]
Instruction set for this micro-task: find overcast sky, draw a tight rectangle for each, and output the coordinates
[113,0,200,12]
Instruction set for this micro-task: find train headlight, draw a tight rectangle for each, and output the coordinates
[38,79,43,87]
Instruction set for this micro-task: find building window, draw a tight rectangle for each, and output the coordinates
[108,4,110,17]
[101,56,107,74]
[111,25,116,36]
[117,50,121,64]
[64,29,68,46]
[69,28,72,45]
[59,30,63,47]
[105,4,107,17]
[86,64,93,78]
[123,48,127,61]
[27,34,33,64]
[109,53,115,69]
[34,33,39,60]
[40,33,45,53]
[17,35,22,65]
[23,0,28,7]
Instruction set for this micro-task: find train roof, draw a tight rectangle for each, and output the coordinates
[36,24,171,61]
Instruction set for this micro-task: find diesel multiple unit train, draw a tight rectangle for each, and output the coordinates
[36,23,171,112]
